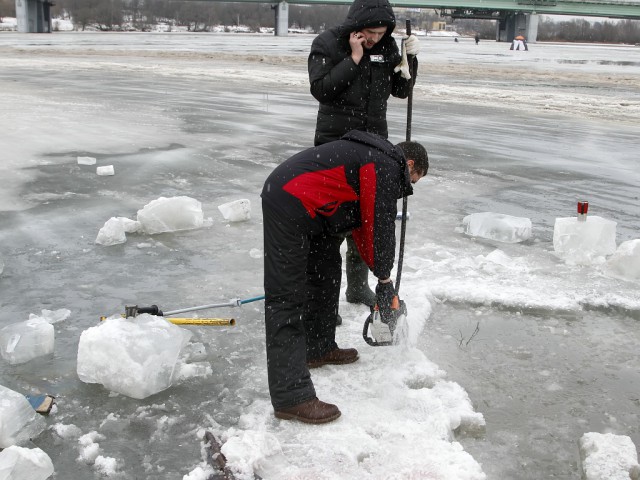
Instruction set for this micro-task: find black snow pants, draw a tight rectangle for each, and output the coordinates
[262,200,342,410]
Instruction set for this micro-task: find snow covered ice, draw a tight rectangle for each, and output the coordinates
[0,317,54,365]
[0,385,46,448]
[1,32,639,479]
[553,215,617,264]
[462,212,532,243]
[76,314,193,399]
[0,445,54,480]
[579,432,640,480]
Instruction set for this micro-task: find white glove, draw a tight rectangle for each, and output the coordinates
[394,40,411,80]
[404,34,420,56]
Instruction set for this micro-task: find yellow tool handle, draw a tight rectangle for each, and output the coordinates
[100,315,235,326]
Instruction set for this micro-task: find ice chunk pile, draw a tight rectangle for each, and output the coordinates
[218,199,251,222]
[77,314,192,399]
[579,432,640,480]
[604,239,640,281]
[0,317,54,365]
[462,212,532,243]
[553,216,617,265]
[137,196,204,234]
[0,446,54,480]
[95,216,141,246]
[0,385,46,448]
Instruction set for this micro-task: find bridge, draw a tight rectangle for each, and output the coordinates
[15,0,640,40]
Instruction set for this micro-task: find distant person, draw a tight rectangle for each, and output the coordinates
[511,35,528,51]
[308,0,420,313]
[475,33,480,45]
[454,37,459,43]
[261,130,429,423]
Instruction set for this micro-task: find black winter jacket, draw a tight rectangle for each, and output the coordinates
[261,130,413,280]
[308,0,416,146]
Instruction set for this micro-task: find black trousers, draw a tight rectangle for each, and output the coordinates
[262,200,342,409]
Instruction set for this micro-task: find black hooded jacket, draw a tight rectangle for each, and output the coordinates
[261,130,413,280]
[308,0,416,146]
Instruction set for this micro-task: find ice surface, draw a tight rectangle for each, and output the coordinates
[218,199,251,222]
[553,216,617,265]
[137,196,204,234]
[76,314,193,399]
[0,385,46,448]
[579,432,640,480]
[0,445,54,480]
[0,317,54,365]
[604,239,640,281]
[462,212,532,243]
[77,156,96,165]
[96,165,115,176]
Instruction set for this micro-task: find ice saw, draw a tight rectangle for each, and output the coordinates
[362,296,407,346]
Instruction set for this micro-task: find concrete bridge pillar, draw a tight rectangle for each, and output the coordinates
[16,0,52,33]
[497,12,539,43]
[274,1,289,36]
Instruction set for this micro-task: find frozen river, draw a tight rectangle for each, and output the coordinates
[1,32,639,479]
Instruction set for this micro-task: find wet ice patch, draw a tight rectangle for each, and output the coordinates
[218,199,251,222]
[0,316,54,365]
[76,314,192,399]
[0,385,47,448]
[553,216,617,265]
[0,445,54,480]
[579,432,640,480]
[462,212,532,243]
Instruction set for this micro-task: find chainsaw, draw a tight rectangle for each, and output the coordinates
[362,295,407,346]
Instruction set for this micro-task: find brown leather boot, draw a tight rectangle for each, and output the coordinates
[274,398,341,424]
[307,347,359,369]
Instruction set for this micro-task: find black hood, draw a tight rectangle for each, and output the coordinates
[339,0,396,38]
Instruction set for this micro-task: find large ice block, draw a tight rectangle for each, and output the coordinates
[0,385,46,448]
[0,446,54,480]
[604,239,640,281]
[553,216,617,265]
[462,212,532,243]
[137,196,203,234]
[76,314,192,399]
[579,432,640,480]
[0,317,54,365]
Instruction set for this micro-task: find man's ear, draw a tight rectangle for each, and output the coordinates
[407,159,414,170]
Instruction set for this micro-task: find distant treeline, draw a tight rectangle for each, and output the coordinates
[1,0,639,43]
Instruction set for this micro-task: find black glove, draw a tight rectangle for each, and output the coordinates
[375,281,395,324]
